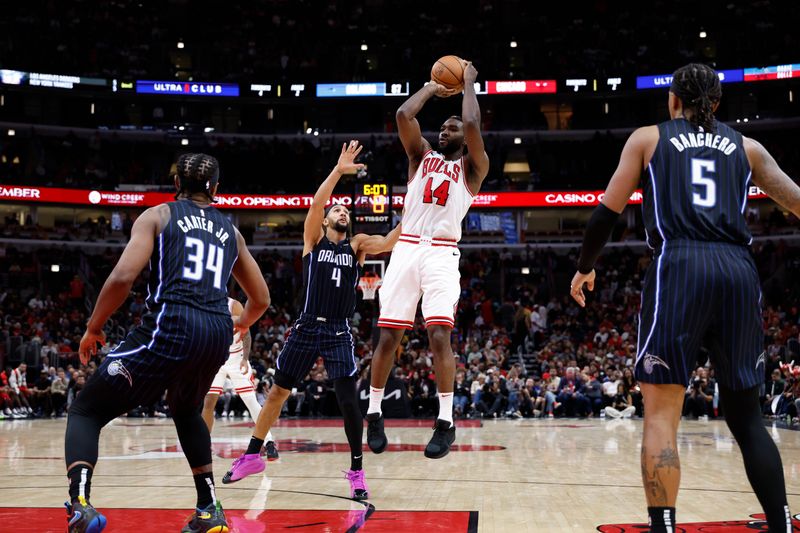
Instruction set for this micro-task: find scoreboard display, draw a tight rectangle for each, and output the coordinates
[353,182,392,233]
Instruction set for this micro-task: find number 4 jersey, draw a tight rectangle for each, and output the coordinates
[301,236,360,319]
[643,118,752,249]
[145,198,238,317]
[401,149,475,243]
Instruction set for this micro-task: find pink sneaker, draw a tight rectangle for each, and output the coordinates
[222,453,265,484]
[344,469,369,500]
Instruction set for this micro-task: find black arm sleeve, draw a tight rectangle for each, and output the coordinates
[577,203,620,274]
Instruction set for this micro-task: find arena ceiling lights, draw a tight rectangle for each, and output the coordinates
[1,62,798,98]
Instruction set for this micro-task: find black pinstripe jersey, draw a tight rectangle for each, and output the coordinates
[145,199,238,316]
[643,118,753,249]
[300,236,361,319]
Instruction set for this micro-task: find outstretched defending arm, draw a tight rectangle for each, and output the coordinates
[303,141,365,255]
[351,224,403,263]
[79,205,167,363]
[461,62,490,193]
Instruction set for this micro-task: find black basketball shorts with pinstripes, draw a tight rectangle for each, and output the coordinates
[96,303,232,413]
[635,240,765,390]
[275,314,358,387]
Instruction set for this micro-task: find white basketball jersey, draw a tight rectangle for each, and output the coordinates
[227,297,244,358]
[402,149,474,242]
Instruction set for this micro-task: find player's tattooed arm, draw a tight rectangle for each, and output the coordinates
[242,330,252,359]
[745,136,800,219]
[304,141,365,254]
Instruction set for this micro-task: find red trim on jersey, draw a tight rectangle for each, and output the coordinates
[377,322,411,330]
[236,388,254,393]
[378,317,414,325]
[426,321,455,328]
[229,348,244,355]
[208,388,223,394]
[399,234,459,247]
[377,317,414,330]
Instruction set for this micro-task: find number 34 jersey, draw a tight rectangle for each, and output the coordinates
[145,198,238,317]
[643,118,752,250]
[402,149,475,243]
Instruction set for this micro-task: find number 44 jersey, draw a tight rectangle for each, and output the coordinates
[643,118,753,249]
[376,149,475,331]
[401,149,475,243]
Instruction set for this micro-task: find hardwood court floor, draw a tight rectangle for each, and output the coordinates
[2,416,800,532]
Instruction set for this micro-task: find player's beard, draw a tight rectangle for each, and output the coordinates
[333,221,349,233]
[439,139,462,155]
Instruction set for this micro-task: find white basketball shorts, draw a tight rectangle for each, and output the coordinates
[377,239,461,330]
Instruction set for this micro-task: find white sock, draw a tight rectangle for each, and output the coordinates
[241,391,262,421]
[438,392,454,425]
[266,430,275,442]
[367,387,384,415]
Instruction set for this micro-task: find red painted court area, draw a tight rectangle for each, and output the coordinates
[0,507,475,532]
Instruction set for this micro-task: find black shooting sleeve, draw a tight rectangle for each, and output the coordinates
[577,203,620,274]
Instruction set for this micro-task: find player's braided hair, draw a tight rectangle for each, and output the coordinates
[670,63,721,132]
[174,153,220,200]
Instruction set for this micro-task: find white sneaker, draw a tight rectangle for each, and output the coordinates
[3,408,10,416]
[221,411,229,418]
[547,413,554,419]
[698,415,709,421]
[243,412,251,419]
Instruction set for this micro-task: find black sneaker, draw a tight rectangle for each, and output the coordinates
[264,440,280,461]
[366,412,388,454]
[65,497,107,533]
[424,419,456,459]
[181,502,229,533]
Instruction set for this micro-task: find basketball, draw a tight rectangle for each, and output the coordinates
[431,55,465,90]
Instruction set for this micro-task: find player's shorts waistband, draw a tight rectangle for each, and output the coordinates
[298,313,349,326]
[397,233,459,248]
[657,239,751,252]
